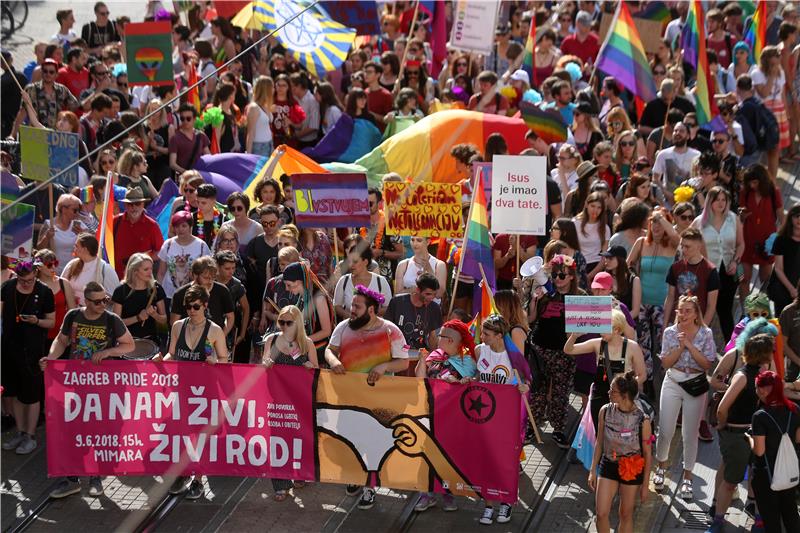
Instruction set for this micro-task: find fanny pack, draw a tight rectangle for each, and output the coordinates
[677,372,709,397]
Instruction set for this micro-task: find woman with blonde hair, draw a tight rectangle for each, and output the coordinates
[37,194,85,275]
[613,130,640,183]
[494,289,528,353]
[246,76,275,156]
[607,107,646,157]
[95,148,117,176]
[111,253,167,340]
[653,295,716,501]
[117,149,158,200]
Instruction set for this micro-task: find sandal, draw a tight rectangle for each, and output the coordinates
[293,481,306,489]
[679,478,693,501]
[273,490,289,502]
[653,467,665,491]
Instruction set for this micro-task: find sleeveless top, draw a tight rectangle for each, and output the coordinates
[699,211,737,269]
[51,222,79,275]
[602,403,646,460]
[252,105,273,143]
[401,256,438,290]
[48,278,67,340]
[593,339,628,400]
[639,255,672,306]
[174,319,213,362]
[265,333,309,367]
[728,363,761,425]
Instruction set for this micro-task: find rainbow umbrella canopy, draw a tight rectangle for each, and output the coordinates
[354,109,530,185]
[253,0,355,78]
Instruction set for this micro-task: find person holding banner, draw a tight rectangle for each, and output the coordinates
[1,261,56,455]
[111,253,167,341]
[157,284,227,500]
[40,281,134,499]
[282,262,333,363]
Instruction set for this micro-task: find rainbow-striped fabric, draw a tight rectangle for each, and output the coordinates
[95,179,116,270]
[461,171,495,297]
[595,2,657,106]
[519,102,568,145]
[681,0,724,130]
[521,10,536,86]
[744,0,766,64]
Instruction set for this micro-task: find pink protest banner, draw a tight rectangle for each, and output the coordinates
[46,361,522,502]
[45,360,315,479]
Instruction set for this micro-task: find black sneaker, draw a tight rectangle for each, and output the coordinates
[496,503,512,523]
[551,432,570,449]
[358,488,375,510]
[744,500,757,519]
[185,479,203,500]
[345,484,361,496]
[168,476,191,495]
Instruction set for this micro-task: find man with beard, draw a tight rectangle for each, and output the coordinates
[325,284,409,510]
[652,122,701,206]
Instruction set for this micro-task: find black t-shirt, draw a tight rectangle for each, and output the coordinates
[540,178,563,248]
[384,294,443,350]
[60,308,128,360]
[772,235,800,287]
[111,283,167,338]
[751,405,800,472]
[665,258,721,315]
[81,21,120,51]
[171,282,234,329]
[0,279,55,352]
[244,237,279,293]
[639,96,696,130]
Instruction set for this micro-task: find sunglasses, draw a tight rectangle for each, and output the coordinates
[713,138,727,144]
[86,296,109,305]
[620,140,635,147]
[180,115,194,122]
[118,82,128,88]
[678,214,694,221]
[129,201,145,207]
[551,272,568,280]
[277,319,294,327]
[407,70,420,75]
[748,311,770,319]
[184,187,196,194]
[653,70,666,75]
[100,158,115,165]
[684,123,697,128]
[231,205,245,212]
[261,220,278,227]
[187,303,204,311]
[456,62,467,67]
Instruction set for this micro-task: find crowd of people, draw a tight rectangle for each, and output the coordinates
[2,1,800,532]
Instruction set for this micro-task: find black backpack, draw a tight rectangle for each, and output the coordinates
[753,101,779,151]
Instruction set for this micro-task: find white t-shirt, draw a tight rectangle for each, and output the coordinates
[476,343,513,385]
[333,272,393,313]
[322,106,343,135]
[157,237,211,298]
[652,146,701,193]
[573,218,611,264]
[751,68,786,104]
[64,257,121,305]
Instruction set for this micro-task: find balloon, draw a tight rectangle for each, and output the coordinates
[134,47,165,81]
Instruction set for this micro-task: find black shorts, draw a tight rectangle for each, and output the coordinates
[573,370,593,396]
[599,456,644,486]
[454,280,474,299]
[2,344,44,405]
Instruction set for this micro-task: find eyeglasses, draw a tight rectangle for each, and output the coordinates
[261,220,278,227]
[118,82,128,88]
[609,121,623,128]
[748,311,770,319]
[187,303,204,311]
[713,138,727,144]
[551,272,568,280]
[558,155,574,161]
[231,205,245,212]
[620,140,635,147]
[277,319,294,327]
[86,296,109,305]
[180,115,194,122]
[220,238,237,246]
[653,69,666,75]
[551,226,560,232]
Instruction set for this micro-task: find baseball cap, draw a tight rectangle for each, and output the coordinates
[509,69,530,85]
[591,272,614,290]
[576,10,593,27]
[600,245,627,260]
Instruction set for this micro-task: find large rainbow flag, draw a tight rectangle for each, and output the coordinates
[521,9,536,86]
[243,145,328,202]
[743,0,766,64]
[595,1,657,118]
[461,170,495,310]
[681,0,724,130]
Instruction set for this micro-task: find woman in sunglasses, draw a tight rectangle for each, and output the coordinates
[94,148,117,176]
[529,254,587,449]
[34,249,76,347]
[671,202,696,237]
[218,192,262,254]
[261,304,316,501]
[612,130,639,184]
[157,284,227,500]
[37,194,86,275]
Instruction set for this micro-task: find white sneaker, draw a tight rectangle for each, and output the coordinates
[479,506,494,525]
[2,431,25,451]
[496,503,512,523]
[15,433,37,455]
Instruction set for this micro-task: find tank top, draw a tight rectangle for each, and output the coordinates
[639,255,672,306]
[593,339,628,400]
[401,256,438,290]
[602,403,645,460]
[51,223,79,275]
[174,319,213,362]
[252,105,273,143]
[48,278,67,340]
[728,364,761,425]
[265,333,309,367]
[699,211,737,269]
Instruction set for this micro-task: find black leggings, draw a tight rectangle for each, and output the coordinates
[716,262,738,342]
[752,466,800,533]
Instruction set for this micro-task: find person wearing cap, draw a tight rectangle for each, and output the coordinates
[505,69,530,109]
[486,22,513,78]
[157,210,211,303]
[112,188,164,280]
[9,57,80,137]
[588,271,637,338]
[559,10,600,68]
[563,159,596,218]
[572,101,603,160]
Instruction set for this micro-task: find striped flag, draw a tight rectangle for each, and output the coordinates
[744,0,766,64]
[461,169,494,297]
[519,101,568,144]
[521,9,536,86]
[95,174,116,271]
[681,0,725,131]
[186,60,201,114]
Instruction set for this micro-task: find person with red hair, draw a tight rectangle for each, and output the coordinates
[749,370,800,533]
[413,319,477,513]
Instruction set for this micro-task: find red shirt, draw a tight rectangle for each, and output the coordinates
[706,33,733,69]
[57,66,90,98]
[112,212,164,279]
[559,32,601,66]
[492,234,538,282]
[366,87,393,131]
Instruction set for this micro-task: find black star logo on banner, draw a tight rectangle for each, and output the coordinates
[460,385,496,424]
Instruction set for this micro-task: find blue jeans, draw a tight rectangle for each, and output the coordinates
[251,141,274,157]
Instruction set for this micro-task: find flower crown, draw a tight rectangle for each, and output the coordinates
[550,254,576,269]
[354,284,385,306]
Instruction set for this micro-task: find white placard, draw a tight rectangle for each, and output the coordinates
[449,0,500,55]
[490,155,547,235]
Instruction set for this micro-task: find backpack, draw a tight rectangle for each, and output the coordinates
[753,101,779,151]
[761,410,799,491]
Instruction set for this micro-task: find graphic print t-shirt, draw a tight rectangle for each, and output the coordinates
[60,308,127,360]
[329,319,408,373]
[476,343,512,385]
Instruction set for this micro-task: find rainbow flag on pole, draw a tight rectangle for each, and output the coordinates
[95,174,116,271]
[681,0,725,130]
[521,10,536,86]
[743,0,766,64]
[461,169,495,298]
[595,1,657,118]
[519,101,568,144]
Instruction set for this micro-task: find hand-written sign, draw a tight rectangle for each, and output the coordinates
[292,173,370,228]
[450,0,501,54]
[0,200,35,260]
[490,155,547,235]
[384,182,463,238]
[565,296,614,334]
[20,126,80,187]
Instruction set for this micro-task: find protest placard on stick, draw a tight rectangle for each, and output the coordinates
[384,182,462,238]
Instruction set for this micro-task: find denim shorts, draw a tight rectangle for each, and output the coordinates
[251,141,274,157]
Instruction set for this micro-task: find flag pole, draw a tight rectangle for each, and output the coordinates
[447,173,479,317]
[95,171,113,283]
[514,369,543,445]
[588,1,622,89]
[397,0,421,83]
[515,237,521,282]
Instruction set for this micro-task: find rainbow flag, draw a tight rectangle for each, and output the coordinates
[521,9,536,86]
[461,170,495,300]
[467,277,498,344]
[519,101,568,144]
[595,1,657,114]
[681,0,724,130]
[744,0,766,64]
[634,1,671,25]
[95,178,116,271]
[186,61,201,114]
[243,145,327,202]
